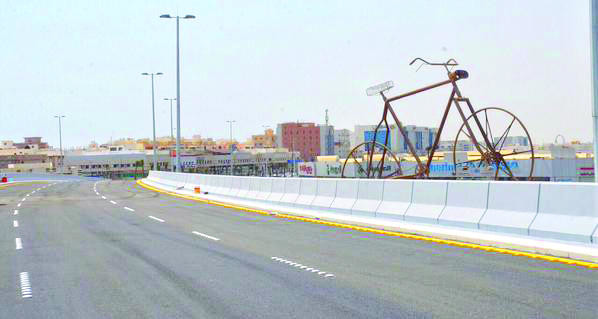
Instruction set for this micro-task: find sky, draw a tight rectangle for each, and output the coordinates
[0,0,593,148]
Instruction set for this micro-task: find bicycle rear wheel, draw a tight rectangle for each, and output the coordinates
[341,141,403,178]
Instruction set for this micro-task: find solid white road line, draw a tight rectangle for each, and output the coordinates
[109,200,117,205]
[20,272,32,298]
[124,207,135,212]
[13,220,18,228]
[148,216,165,223]
[14,210,18,215]
[192,231,220,241]
[101,196,106,199]
[15,238,22,250]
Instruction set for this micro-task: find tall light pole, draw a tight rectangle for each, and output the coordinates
[54,115,65,172]
[142,72,163,171]
[164,98,176,172]
[160,13,196,172]
[591,0,598,182]
[227,120,236,175]
[163,98,176,140]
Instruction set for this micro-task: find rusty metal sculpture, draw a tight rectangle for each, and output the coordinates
[341,58,534,180]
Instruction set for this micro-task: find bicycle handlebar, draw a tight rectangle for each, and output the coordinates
[409,57,459,67]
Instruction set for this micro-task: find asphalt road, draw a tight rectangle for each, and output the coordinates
[1,179,597,318]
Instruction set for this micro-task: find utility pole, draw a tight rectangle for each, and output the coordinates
[227,120,236,175]
[54,115,65,172]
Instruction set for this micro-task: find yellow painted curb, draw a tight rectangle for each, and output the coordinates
[136,179,598,269]
[0,181,48,189]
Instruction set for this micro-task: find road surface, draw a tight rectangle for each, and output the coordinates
[1,180,596,318]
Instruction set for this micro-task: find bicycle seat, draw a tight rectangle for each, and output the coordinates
[454,70,469,79]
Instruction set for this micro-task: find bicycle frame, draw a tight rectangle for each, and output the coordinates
[368,66,514,179]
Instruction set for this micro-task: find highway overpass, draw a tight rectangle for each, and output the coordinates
[1,174,597,318]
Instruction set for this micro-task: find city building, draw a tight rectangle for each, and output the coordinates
[318,124,334,156]
[334,129,352,158]
[351,124,438,156]
[390,125,438,155]
[0,137,59,172]
[249,128,276,148]
[276,122,321,161]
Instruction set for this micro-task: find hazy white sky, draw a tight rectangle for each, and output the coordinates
[0,0,592,148]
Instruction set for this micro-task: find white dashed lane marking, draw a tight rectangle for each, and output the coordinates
[14,210,18,215]
[148,216,165,223]
[101,196,106,200]
[109,200,117,205]
[192,231,220,241]
[15,238,22,250]
[13,220,18,228]
[124,207,135,212]
[20,272,32,298]
[271,257,335,278]
[17,203,21,207]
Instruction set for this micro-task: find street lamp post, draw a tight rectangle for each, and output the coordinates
[142,72,163,171]
[160,13,196,172]
[163,98,176,140]
[227,120,236,175]
[164,97,176,172]
[591,0,598,181]
[54,115,65,172]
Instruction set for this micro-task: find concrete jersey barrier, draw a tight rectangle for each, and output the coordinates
[478,182,540,236]
[376,180,413,220]
[255,177,273,201]
[294,179,317,208]
[144,172,598,250]
[437,181,489,229]
[310,179,337,210]
[329,179,358,215]
[279,178,301,205]
[351,179,384,217]
[404,180,448,224]
[529,183,598,243]
[266,178,286,202]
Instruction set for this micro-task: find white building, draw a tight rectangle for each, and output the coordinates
[352,124,438,156]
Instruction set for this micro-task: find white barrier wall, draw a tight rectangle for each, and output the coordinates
[236,177,252,198]
[529,183,598,243]
[351,180,384,217]
[438,181,489,229]
[228,176,242,197]
[145,171,598,246]
[245,177,261,200]
[267,178,286,202]
[220,176,233,196]
[404,180,447,224]
[329,179,358,215]
[310,179,337,210]
[279,178,301,205]
[255,178,273,201]
[184,173,203,192]
[478,182,540,236]
[376,180,413,220]
[294,179,317,208]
